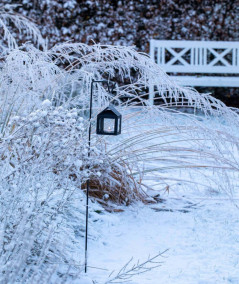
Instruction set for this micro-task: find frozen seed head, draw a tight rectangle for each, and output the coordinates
[74,160,83,168]
[36,183,41,189]
[40,110,48,117]
[41,99,52,109]
[12,116,20,122]
[33,122,40,128]
[103,193,109,200]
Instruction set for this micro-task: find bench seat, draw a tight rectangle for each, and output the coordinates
[170,75,239,87]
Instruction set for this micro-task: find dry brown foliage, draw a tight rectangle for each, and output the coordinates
[81,162,157,212]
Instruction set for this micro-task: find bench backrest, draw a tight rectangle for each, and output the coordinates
[150,40,239,74]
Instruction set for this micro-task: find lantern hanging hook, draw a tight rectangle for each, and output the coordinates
[107,81,116,94]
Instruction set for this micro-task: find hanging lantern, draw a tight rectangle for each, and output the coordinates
[96,104,122,135]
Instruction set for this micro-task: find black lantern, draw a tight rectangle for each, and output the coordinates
[96,104,122,135]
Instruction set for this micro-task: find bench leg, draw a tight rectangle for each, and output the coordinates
[149,82,154,105]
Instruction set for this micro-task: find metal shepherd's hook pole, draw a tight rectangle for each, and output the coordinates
[85,79,94,273]
[85,79,113,273]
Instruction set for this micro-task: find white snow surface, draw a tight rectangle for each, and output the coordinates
[85,195,239,284]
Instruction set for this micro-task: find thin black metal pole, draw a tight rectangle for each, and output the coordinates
[84,79,113,273]
[85,79,94,273]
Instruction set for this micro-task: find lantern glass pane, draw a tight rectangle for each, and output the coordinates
[103,118,115,133]
[118,118,121,132]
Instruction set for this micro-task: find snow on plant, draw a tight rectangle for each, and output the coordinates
[1,99,145,204]
[105,250,168,284]
[0,99,146,283]
[114,105,239,199]
[0,4,45,51]
[1,5,239,283]
[0,101,87,283]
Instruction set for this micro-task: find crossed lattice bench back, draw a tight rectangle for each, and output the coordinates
[149,39,239,104]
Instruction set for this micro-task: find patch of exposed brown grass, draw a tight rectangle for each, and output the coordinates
[81,161,158,212]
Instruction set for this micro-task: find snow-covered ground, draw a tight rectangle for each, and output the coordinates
[85,193,239,284]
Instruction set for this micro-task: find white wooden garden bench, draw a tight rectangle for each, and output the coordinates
[149,39,239,104]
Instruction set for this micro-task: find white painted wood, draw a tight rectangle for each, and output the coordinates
[170,76,239,87]
[149,40,239,103]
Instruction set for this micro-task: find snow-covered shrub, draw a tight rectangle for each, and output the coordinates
[0,176,77,283]
[117,107,239,198]
[2,99,147,202]
[0,102,86,283]
[2,102,87,179]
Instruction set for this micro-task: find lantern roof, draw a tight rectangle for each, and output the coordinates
[99,104,121,117]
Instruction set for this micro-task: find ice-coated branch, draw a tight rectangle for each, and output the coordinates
[105,250,169,283]
[0,5,46,50]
